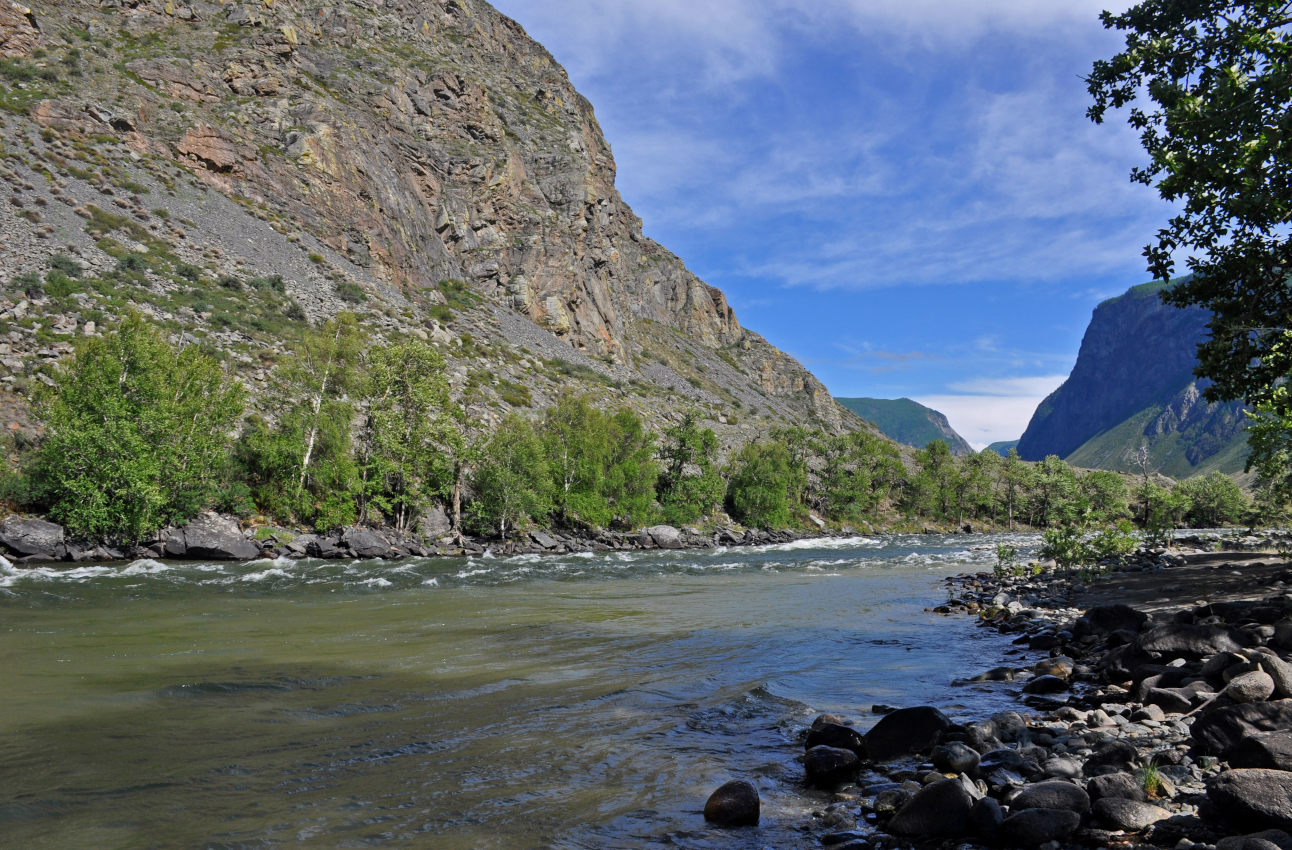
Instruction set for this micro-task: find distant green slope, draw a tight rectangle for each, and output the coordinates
[985,440,1019,457]
[835,398,975,455]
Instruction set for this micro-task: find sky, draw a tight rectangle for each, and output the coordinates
[489,0,1169,449]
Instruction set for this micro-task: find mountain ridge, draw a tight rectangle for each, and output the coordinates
[835,397,974,455]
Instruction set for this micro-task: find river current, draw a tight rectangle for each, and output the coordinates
[0,532,1044,849]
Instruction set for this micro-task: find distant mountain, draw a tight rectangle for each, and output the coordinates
[1016,281,1248,478]
[985,440,1019,457]
[835,398,975,455]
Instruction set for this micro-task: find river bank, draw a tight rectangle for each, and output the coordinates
[769,535,1292,849]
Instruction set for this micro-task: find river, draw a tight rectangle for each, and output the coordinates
[0,532,1043,849]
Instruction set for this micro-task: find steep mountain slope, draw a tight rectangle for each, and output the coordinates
[985,440,1019,457]
[1017,281,1248,477]
[835,397,974,455]
[0,0,861,447]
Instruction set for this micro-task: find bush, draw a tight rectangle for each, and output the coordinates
[48,253,82,278]
[335,281,365,303]
[725,439,797,529]
[27,313,244,540]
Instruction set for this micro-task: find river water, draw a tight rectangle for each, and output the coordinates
[0,532,1043,849]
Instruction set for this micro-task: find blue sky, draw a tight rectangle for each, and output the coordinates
[490,1,1169,448]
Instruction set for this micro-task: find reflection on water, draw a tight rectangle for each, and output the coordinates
[0,533,1040,849]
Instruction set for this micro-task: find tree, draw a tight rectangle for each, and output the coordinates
[356,341,456,530]
[656,410,724,525]
[467,414,551,538]
[1088,2,1292,408]
[906,440,960,520]
[1080,470,1132,525]
[815,430,902,522]
[30,313,244,540]
[725,439,797,529]
[997,449,1034,531]
[1174,470,1249,527]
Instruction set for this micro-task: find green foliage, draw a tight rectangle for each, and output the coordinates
[28,313,243,540]
[1039,522,1089,574]
[48,254,82,278]
[1080,470,1131,525]
[1088,2,1292,409]
[43,270,76,298]
[335,281,366,303]
[656,410,723,525]
[355,341,456,530]
[1136,480,1190,547]
[725,439,798,529]
[468,414,551,537]
[815,430,903,522]
[994,543,1020,579]
[1088,519,1139,566]
[1173,471,1248,528]
[904,440,960,520]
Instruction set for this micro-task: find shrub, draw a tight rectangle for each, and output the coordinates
[48,253,82,277]
[335,281,365,303]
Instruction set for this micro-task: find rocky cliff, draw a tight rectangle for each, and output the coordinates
[0,0,861,446]
[835,397,974,455]
[1017,281,1248,478]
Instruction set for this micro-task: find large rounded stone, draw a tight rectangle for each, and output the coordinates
[1087,771,1148,802]
[999,807,1081,845]
[806,722,866,758]
[1231,732,1292,771]
[1215,830,1292,850]
[1227,671,1278,704]
[0,514,66,560]
[863,706,951,761]
[1136,623,1250,659]
[805,745,860,789]
[969,796,1003,840]
[1022,674,1069,694]
[933,742,981,775]
[1208,769,1292,831]
[1075,603,1149,637]
[1010,780,1091,814]
[1257,654,1292,699]
[887,778,974,838]
[1192,700,1292,758]
[703,780,759,827]
[1086,738,1139,771]
[1094,797,1172,831]
[182,513,260,560]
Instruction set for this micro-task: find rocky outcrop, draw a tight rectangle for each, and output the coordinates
[1017,281,1247,476]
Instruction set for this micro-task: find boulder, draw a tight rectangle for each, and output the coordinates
[1216,830,1292,850]
[0,515,66,560]
[806,722,866,758]
[1231,732,1292,771]
[1208,769,1292,831]
[646,525,683,549]
[181,513,259,560]
[342,527,390,559]
[528,530,559,550]
[1086,738,1139,771]
[1192,700,1292,758]
[805,745,860,789]
[1227,671,1278,704]
[976,747,1026,775]
[863,705,951,761]
[991,710,1028,743]
[1077,603,1150,637]
[1010,780,1091,814]
[1022,674,1069,694]
[1094,797,1172,831]
[1087,771,1149,802]
[887,778,974,838]
[999,808,1081,845]
[1136,623,1250,659]
[969,796,1004,840]
[1257,654,1292,699]
[703,779,759,827]
[932,741,981,775]
[158,527,187,558]
[306,534,345,559]
[418,504,452,537]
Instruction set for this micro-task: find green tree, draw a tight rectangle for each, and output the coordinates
[1028,456,1081,527]
[906,440,959,520]
[1087,2,1292,408]
[815,430,902,522]
[30,313,244,540]
[1174,471,1249,528]
[725,439,797,529]
[997,448,1033,531]
[656,410,723,525]
[1080,470,1132,525]
[356,341,457,530]
[468,414,552,538]
[600,407,659,529]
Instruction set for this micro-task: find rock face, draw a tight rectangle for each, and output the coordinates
[1208,769,1292,831]
[1017,280,1248,476]
[0,515,66,560]
[181,513,260,561]
[0,0,861,444]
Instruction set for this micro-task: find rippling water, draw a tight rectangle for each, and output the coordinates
[0,532,1042,849]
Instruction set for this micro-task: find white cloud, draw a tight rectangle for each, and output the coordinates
[916,373,1067,449]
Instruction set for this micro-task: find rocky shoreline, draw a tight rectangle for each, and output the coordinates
[718,539,1292,849]
[0,510,833,566]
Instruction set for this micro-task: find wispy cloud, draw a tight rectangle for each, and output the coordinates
[916,373,1067,448]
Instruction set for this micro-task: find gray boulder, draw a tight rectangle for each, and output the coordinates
[969,796,1003,840]
[887,778,974,838]
[1137,623,1250,659]
[806,722,866,758]
[1010,780,1091,814]
[342,527,391,559]
[1227,671,1278,703]
[1076,603,1150,637]
[804,745,860,789]
[1209,769,1292,831]
[1192,700,1292,758]
[1022,674,1069,694]
[1231,732,1292,771]
[864,705,951,761]
[646,525,683,549]
[703,779,759,827]
[1087,771,1148,802]
[933,742,981,775]
[182,513,259,560]
[0,514,66,560]
[1086,738,1139,770]
[999,808,1081,845]
[1094,797,1172,831]
[418,504,452,537]
[1216,830,1292,850]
